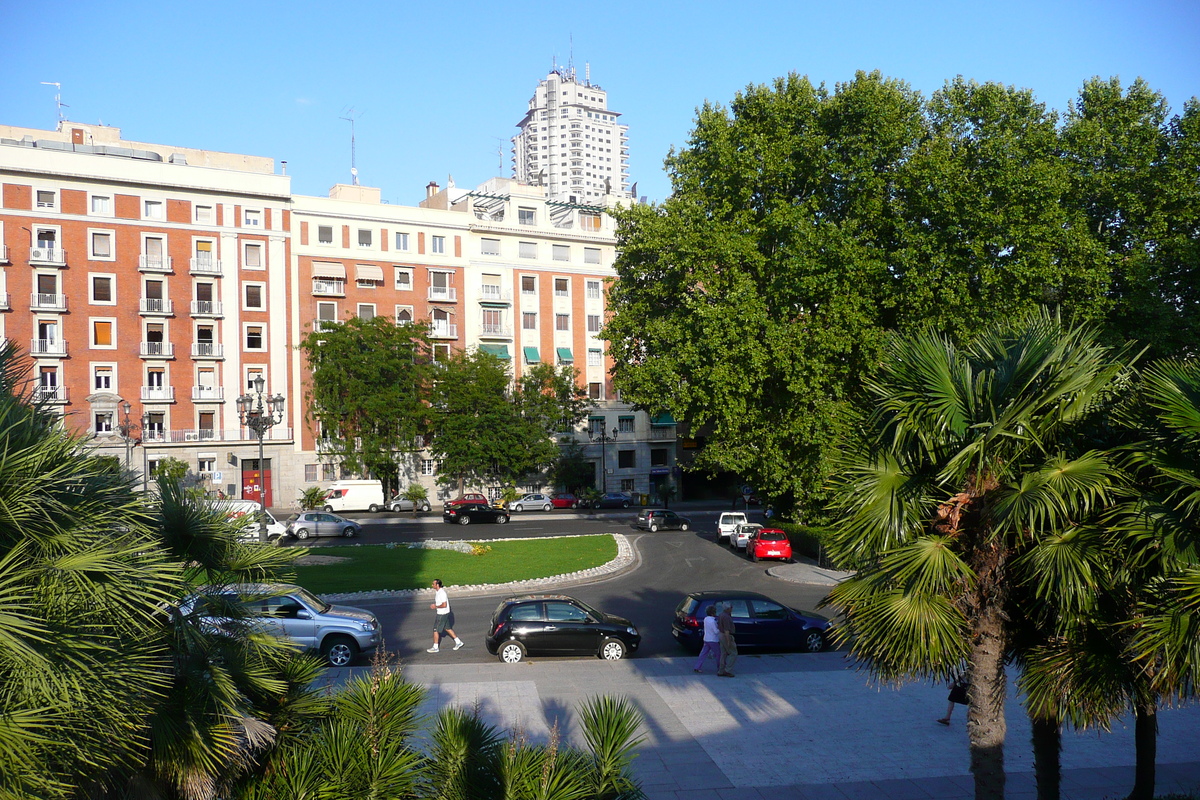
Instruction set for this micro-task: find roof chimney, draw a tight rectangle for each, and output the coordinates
[426,181,440,198]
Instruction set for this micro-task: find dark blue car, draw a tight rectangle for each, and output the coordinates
[671,590,832,653]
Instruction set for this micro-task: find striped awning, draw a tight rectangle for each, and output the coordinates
[356,264,384,281]
[311,261,346,279]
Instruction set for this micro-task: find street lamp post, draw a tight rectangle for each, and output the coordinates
[236,376,285,543]
[590,426,619,494]
[115,401,140,477]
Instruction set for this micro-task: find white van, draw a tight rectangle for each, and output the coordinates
[717,512,747,541]
[214,499,287,542]
[322,480,387,513]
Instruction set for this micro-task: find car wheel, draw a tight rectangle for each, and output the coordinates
[422,503,431,512]
[599,639,627,660]
[512,504,522,512]
[496,514,510,524]
[680,523,689,531]
[571,502,578,509]
[751,550,759,562]
[542,503,552,511]
[322,635,359,667]
[295,527,311,540]
[368,503,380,513]
[498,641,526,663]
[323,505,334,512]
[342,526,356,538]
[458,516,471,526]
[621,501,629,508]
[803,630,827,653]
[649,523,659,532]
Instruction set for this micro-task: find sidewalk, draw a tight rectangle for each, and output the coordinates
[375,652,1200,800]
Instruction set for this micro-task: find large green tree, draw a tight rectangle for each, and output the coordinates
[298,315,432,492]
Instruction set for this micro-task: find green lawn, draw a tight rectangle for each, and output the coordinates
[289,535,618,594]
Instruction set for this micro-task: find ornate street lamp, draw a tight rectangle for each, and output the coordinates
[115,401,140,476]
[590,426,619,494]
[236,375,286,543]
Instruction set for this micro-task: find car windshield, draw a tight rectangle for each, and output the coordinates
[761,530,787,541]
[568,597,603,619]
[741,525,762,534]
[289,586,331,614]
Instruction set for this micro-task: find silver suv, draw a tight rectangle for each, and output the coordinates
[184,583,380,667]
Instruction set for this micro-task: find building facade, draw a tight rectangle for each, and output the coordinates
[511,67,631,203]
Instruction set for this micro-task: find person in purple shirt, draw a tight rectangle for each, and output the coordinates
[693,606,721,673]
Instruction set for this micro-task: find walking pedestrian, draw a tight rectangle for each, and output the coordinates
[717,603,738,677]
[936,668,970,725]
[693,606,720,673]
[427,578,465,653]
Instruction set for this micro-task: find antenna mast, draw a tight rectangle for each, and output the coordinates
[339,107,363,185]
[40,82,68,122]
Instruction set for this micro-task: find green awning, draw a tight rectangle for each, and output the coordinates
[480,344,511,360]
[523,346,540,364]
[556,347,574,362]
[650,412,677,425]
[480,301,509,308]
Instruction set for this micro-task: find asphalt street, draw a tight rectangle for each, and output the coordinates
[299,508,832,666]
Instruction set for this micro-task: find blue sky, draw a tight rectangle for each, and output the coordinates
[2,0,1196,205]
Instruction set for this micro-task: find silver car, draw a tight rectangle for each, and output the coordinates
[285,511,362,539]
[510,493,554,512]
[184,583,380,667]
[386,496,432,513]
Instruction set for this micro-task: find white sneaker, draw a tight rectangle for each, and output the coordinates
[426,646,439,653]
[453,639,465,650]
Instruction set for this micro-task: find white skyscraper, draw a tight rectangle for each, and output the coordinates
[512,65,630,203]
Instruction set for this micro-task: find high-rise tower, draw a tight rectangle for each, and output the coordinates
[512,65,630,203]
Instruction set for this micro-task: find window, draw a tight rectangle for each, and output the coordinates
[357,229,372,248]
[552,244,570,262]
[522,312,537,330]
[521,275,537,294]
[357,304,376,320]
[432,343,451,362]
[620,478,636,493]
[144,200,164,220]
[317,302,338,327]
[519,241,536,259]
[518,207,536,225]
[586,279,602,299]
[304,464,318,482]
[394,268,412,290]
[431,235,446,254]
[36,190,57,210]
[618,416,636,434]
[245,367,264,390]
[395,305,414,324]
[545,602,588,622]
[199,457,216,474]
[555,313,570,331]
[480,238,501,256]
[90,275,114,304]
[244,284,264,310]
[421,459,437,476]
[92,319,115,348]
[482,308,503,334]
[318,225,333,244]
[395,231,409,250]
[554,278,569,297]
[93,365,113,391]
[194,240,215,266]
[143,236,166,268]
[321,463,336,481]
[588,348,602,366]
[245,325,264,351]
[146,368,165,389]
[750,599,789,620]
[580,212,600,232]
[89,231,113,260]
[243,243,263,269]
[195,205,213,224]
[243,210,261,227]
[94,413,114,434]
[587,314,601,333]
[90,195,111,215]
[651,448,670,466]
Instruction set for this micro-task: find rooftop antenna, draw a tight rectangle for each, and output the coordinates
[339,107,363,185]
[568,35,575,81]
[586,62,591,87]
[492,136,506,174]
[40,82,68,122]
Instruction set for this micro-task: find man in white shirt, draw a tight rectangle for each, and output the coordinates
[427,578,465,653]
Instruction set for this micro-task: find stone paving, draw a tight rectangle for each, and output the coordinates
[394,652,1200,800]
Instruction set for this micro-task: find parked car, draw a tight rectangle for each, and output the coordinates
[746,527,793,562]
[444,493,490,509]
[443,504,510,525]
[285,511,362,540]
[485,594,641,663]
[671,590,831,653]
[214,499,288,542]
[634,508,691,532]
[386,495,432,513]
[551,493,583,509]
[593,492,633,509]
[730,522,761,550]
[716,512,747,541]
[182,583,380,667]
[510,493,554,512]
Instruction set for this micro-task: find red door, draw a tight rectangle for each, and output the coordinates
[241,461,272,507]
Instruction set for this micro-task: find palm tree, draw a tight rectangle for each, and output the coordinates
[823,310,1130,800]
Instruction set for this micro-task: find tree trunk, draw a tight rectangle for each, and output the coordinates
[1031,715,1061,800]
[969,604,1008,800]
[1127,701,1157,800]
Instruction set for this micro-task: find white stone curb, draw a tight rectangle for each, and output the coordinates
[322,533,635,603]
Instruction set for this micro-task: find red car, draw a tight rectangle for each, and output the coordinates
[444,493,490,509]
[551,493,582,509]
[746,527,793,562]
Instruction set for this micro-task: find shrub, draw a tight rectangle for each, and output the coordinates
[775,523,847,570]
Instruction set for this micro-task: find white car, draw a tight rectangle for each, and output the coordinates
[731,522,762,550]
[510,493,554,512]
[717,512,747,541]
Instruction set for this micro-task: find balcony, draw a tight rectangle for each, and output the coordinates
[139,341,175,358]
[0,244,8,263]
[139,298,174,315]
[428,287,457,302]
[189,257,222,276]
[138,254,173,273]
[33,385,68,403]
[429,323,458,339]
[312,319,340,333]
[479,285,512,303]
[191,342,224,359]
[0,292,8,310]
[29,247,67,266]
[166,427,293,444]
[30,339,67,357]
[142,429,168,443]
[178,429,219,443]
[192,386,225,402]
[312,279,345,296]
[141,386,175,402]
[30,293,67,312]
[479,323,513,338]
[190,300,223,317]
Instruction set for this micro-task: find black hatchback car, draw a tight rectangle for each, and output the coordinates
[485,594,641,663]
[672,590,832,653]
[443,504,510,525]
